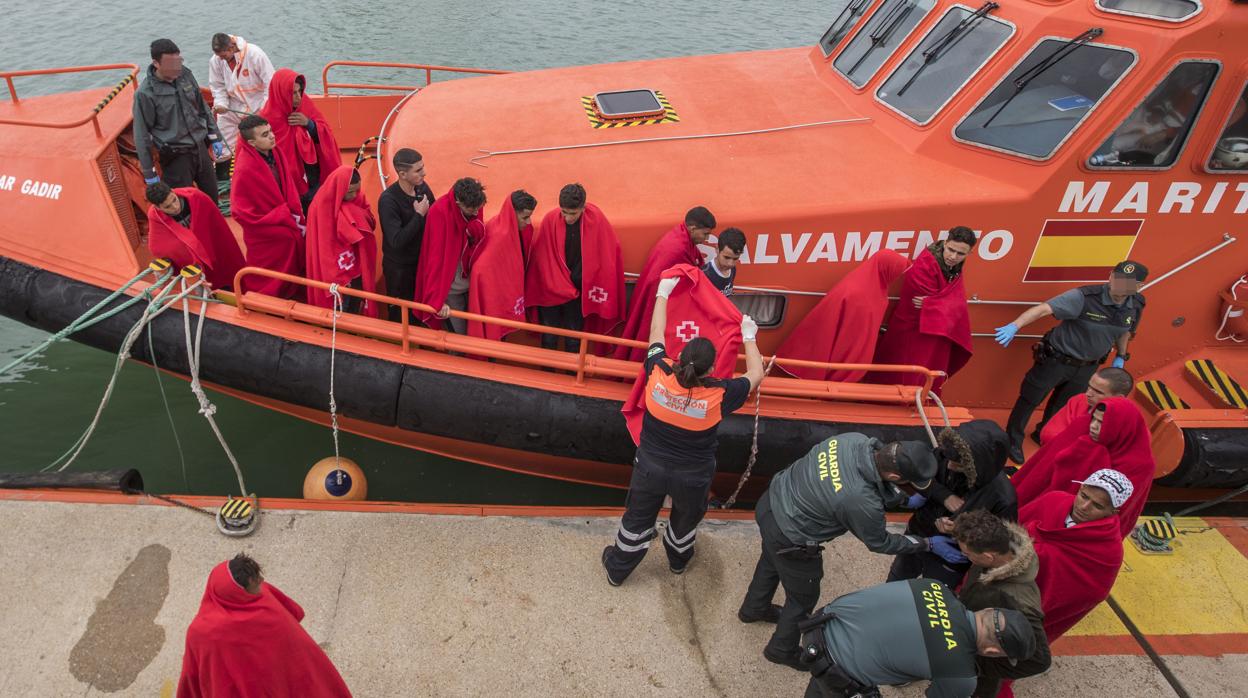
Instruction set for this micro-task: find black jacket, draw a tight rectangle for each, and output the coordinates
[908,420,1018,537]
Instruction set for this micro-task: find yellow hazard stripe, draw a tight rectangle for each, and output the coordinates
[1138,380,1188,411]
[1029,235,1137,268]
[221,499,252,519]
[582,91,680,129]
[1186,359,1248,408]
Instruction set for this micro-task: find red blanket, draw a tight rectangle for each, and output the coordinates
[231,138,305,298]
[613,223,703,361]
[177,562,351,698]
[1020,491,1123,642]
[1039,393,1089,445]
[258,69,341,196]
[305,166,379,317]
[866,247,972,394]
[147,187,245,290]
[468,197,527,340]
[524,204,625,336]
[621,264,743,443]
[776,250,909,382]
[412,190,484,329]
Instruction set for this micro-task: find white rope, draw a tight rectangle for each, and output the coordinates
[147,325,189,490]
[328,283,343,466]
[914,388,953,448]
[1215,275,1246,343]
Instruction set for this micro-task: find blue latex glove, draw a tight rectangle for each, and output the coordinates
[212,141,226,159]
[144,175,160,185]
[904,494,927,509]
[1112,356,1126,369]
[929,535,969,564]
[994,323,1019,347]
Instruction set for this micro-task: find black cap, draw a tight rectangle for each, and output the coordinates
[893,441,938,490]
[993,608,1037,661]
[1112,260,1148,281]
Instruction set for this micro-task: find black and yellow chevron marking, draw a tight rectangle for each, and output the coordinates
[93,73,135,114]
[219,497,253,521]
[1186,359,1248,409]
[1143,517,1178,541]
[581,91,681,129]
[1137,380,1189,411]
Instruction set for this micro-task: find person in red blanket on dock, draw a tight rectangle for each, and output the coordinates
[305,167,379,317]
[526,183,625,352]
[776,249,909,382]
[144,182,245,290]
[258,68,340,213]
[178,554,351,698]
[414,177,486,334]
[231,114,305,299]
[613,206,716,362]
[867,226,977,394]
[467,190,535,340]
[1011,396,1154,538]
[1037,367,1133,445]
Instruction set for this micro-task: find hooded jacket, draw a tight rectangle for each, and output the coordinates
[909,420,1019,537]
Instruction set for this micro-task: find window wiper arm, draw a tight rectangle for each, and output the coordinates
[824,0,872,47]
[895,1,998,97]
[848,0,916,77]
[982,27,1103,128]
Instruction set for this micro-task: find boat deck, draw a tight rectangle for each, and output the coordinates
[0,492,1244,696]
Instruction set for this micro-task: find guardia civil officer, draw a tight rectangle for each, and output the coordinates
[798,579,1035,698]
[739,435,967,669]
[995,260,1147,464]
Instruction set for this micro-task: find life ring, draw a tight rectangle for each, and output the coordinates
[1216,275,1248,342]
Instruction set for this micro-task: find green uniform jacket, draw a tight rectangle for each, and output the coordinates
[132,64,222,178]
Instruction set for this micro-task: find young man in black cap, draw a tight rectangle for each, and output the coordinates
[738,434,966,669]
[994,260,1147,463]
[377,148,435,320]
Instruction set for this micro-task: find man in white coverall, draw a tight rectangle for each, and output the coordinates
[208,33,275,152]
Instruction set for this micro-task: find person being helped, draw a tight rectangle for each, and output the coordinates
[177,554,351,697]
[144,182,245,290]
[799,579,1035,698]
[777,250,909,382]
[613,206,715,361]
[953,511,1051,698]
[207,33,274,153]
[305,167,379,316]
[739,435,951,670]
[887,421,1018,588]
[702,227,745,296]
[413,177,486,334]
[1011,397,1154,538]
[996,260,1147,463]
[377,148,434,320]
[231,114,305,298]
[133,39,225,201]
[867,226,977,395]
[1037,366,1133,446]
[526,183,625,352]
[258,69,340,212]
[603,276,763,584]
[467,190,535,341]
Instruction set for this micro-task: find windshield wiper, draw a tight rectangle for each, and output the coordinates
[895,1,998,97]
[982,27,1104,128]
[823,0,872,48]
[847,0,917,77]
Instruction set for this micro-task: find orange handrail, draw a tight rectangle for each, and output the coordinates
[320,60,509,96]
[230,267,942,400]
[0,64,139,137]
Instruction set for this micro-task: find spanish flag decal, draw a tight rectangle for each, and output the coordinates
[1023,219,1143,282]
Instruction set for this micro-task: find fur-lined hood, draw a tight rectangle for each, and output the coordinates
[978,520,1038,585]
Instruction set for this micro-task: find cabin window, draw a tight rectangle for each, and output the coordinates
[1208,80,1248,172]
[955,35,1135,159]
[834,0,938,88]
[1089,61,1219,169]
[730,293,786,328]
[819,0,877,57]
[1095,0,1200,22]
[876,3,1014,125]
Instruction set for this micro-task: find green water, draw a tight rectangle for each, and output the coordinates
[0,1,830,504]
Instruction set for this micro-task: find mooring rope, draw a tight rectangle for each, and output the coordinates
[327,283,344,467]
[720,355,778,510]
[146,325,190,491]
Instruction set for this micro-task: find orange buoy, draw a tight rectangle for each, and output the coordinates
[303,457,368,501]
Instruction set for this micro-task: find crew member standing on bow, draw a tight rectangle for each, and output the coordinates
[207,33,274,152]
[601,276,764,587]
[996,261,1147,463]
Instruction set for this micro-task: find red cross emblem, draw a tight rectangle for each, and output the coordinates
[588,286,608,304]
[675,320,701,342]
[337,250,356,271]
[512,296,525,316]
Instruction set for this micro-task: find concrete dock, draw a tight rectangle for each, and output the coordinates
[0,493,1245,697]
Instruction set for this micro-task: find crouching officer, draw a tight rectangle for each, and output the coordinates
[995,260,1147,463]
[799,579,1035,698]
[738,435,963,669]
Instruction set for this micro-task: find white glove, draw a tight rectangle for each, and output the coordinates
[741,315,758,342]
[656,277,680,299]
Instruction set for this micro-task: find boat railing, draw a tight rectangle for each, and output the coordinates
[231,267,943,404]
[0,64,139,137]
[320,61,510,96]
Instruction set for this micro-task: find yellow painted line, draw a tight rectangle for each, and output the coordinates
[1029,235,1137,267]
[161,679,174,697]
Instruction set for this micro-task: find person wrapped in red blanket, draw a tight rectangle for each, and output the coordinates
[525,183,625,352]
[1012,397,1154,538]
[867,227,977,394]
[776,250,909,382]
[258,69,341,210]
[613,207,716,362]
[231,114,305,298]
[305,167,379,317]
[467,190,535,340]
[144,182,245,290]
[1037,367,1134,445]
[413,177,486,333]
[178,554,351,698]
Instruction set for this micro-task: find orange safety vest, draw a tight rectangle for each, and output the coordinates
[643,358,728,432]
